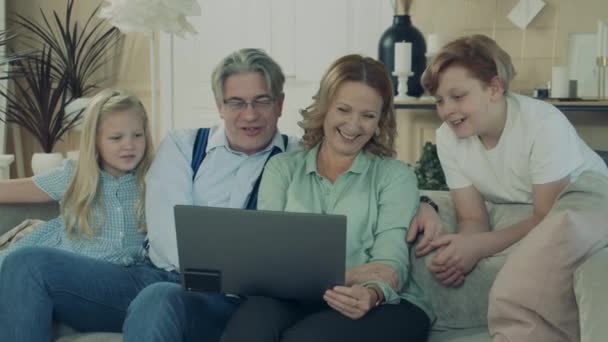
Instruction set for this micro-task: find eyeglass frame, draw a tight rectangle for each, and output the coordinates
[222,95,276,112]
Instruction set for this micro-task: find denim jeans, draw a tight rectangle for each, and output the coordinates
[123,282,242,342]
[0,247,241,342]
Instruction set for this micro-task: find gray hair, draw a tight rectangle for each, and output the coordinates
[211,48,285,103]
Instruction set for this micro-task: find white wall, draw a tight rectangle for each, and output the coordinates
[159,0,394,140]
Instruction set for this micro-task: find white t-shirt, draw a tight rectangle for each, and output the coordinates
[436,93,608,204]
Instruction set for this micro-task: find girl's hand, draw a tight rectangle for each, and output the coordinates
[429,233,485,287]
[323,285,377,319]
[406,202,444,257]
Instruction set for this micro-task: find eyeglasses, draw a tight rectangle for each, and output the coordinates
[223,97,275,112]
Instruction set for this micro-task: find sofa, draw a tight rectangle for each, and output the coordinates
[418,190,608,342]
[2,189,607,342]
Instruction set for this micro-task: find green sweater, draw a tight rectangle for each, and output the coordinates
[258,144,432,319]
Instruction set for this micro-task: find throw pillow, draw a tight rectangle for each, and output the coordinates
[488,170,608,342]
[0,219,45,250]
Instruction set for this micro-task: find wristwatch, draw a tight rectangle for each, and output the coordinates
[419,195,439,213]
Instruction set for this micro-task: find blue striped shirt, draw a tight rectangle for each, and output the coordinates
[0,160,146,267]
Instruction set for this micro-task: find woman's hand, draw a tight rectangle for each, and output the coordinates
[323,284,378,319]
[345,262,397,289]
[406,202,444,257]
[428,233,486,287]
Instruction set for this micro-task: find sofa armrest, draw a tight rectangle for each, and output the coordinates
[0,203,59,235]
[574,247,608,342]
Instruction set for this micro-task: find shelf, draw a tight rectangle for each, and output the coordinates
[395,99,608,113]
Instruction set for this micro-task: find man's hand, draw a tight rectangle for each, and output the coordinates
[324,285,376,320]
[345,262,397,290]
[428,233,485,287]
[407,202,444,257]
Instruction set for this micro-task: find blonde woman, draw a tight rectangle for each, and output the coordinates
[220,55,431,342]
[0,88,154,266]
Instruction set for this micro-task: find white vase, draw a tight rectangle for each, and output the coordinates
[0,154,15,180]
[31,152,64,175]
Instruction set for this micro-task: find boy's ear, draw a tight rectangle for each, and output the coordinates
[489,76,505,101]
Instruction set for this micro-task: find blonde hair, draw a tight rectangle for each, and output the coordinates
[299,54,397,157]
[61,89,154,237]
[421,34,516,95]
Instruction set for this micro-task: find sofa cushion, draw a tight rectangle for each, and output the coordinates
[574,247,608,342]
[0,203,58,234]
[428,327,491,342]
[488,170,608,342]
[412,191,532,331]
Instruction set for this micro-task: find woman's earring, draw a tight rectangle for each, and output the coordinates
[375,128,380,137]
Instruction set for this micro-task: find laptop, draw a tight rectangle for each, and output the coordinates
[174,205,346,300]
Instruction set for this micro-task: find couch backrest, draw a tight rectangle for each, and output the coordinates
[0,203,59,235]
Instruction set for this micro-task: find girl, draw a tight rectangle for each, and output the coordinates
[421,35,608,341]
[0,89,154,267]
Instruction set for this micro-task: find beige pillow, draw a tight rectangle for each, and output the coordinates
[488,171,608,342]
[0,219,45,251]
[413,191,532,330]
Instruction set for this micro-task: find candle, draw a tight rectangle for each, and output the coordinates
[598,20,608,58]
[426,33,442,57]
[551,65,569,99]
[598,21,604,58]
[394,41,412,73]
[604,22,608,57]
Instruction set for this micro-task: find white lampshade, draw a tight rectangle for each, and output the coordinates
[98,0,202,37]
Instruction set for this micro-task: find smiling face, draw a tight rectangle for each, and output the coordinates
[96,110,146,177]
[218,72,284,155]
[434,64,503,139]
[321,81,383,159]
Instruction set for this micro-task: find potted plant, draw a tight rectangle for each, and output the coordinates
[0,0,120,174]
[0,49,74,174]
[414,142,448,191]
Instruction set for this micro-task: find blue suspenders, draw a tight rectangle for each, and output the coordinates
[143,129,289,253]
[191,127,288,210]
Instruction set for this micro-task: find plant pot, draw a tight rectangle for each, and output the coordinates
[31,152,64,175]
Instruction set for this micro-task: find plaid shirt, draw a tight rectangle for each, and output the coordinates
[0,160,146,268]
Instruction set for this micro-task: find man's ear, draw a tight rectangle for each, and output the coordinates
[275,93,285,117]
[216,99,224,119]
[489,76,506,101]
